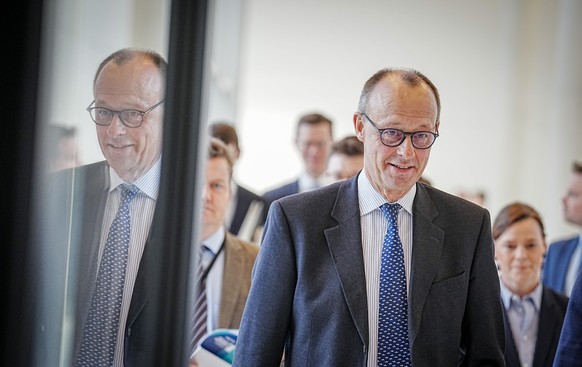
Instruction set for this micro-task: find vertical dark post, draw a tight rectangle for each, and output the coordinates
[145,0,209,365]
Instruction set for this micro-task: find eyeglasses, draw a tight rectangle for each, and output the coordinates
[360,112,438,149]
[86,100,165,128]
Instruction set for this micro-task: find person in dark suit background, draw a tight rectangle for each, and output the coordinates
[190,137,259,366]
[261,112,334,203]
[233,68,505,366]
[43,48,167,366]
[492,202,568,367]
[543,161,582,296]
[209,122,266,242]
[554,271,582,366]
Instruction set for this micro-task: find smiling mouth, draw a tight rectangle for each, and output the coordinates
[109,143,131,149]
[390,163,413,169]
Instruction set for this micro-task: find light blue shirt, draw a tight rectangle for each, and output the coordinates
[200,226,226,332]
[500,281,542,367]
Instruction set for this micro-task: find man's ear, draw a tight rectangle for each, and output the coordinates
[354,113,365,142]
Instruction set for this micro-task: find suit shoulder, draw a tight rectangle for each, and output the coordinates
[262,180,298,202]
[544,286,570,310]
[549,236,579,248]
[236,184,264,202]
[421,184,488,214]
[226,232,259,256]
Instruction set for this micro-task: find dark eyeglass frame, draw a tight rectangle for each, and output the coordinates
[86,100,165,128]
[360,112,439,149]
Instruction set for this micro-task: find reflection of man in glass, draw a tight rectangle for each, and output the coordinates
[47,48,166,366]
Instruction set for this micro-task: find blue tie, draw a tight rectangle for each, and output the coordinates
[77,184,139,367]
[378,203,411,366]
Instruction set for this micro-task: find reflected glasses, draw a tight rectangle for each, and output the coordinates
[360,112,438,149]
[87,100,165,128]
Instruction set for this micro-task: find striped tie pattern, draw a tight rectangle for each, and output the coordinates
[77,184,139,366]
[378,203,411,367]
[191,246,208,350]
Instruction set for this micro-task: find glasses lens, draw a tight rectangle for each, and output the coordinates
[91,108,113,125]
[121,110,143,127]
[412,132,435,149]
[381,129,405,146]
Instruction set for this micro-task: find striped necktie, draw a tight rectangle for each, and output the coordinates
[191,245,210,350]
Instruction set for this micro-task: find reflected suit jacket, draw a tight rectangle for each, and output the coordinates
[42,161,158,366]
[502,286,568,367]
[233,174,505,367]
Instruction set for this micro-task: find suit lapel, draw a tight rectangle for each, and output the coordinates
[219,233,243,328]
[501,306,521,367]
[533,287,560,367]
[326,177,369,346]
[408,184,445,343]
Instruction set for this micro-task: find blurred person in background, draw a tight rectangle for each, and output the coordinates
[543,161,582,297]
[492,201,568,367]
[209,122,266,242]
[262,112,333,202]
[324,135,364,184]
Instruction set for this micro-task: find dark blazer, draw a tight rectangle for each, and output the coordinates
[233,176,505,366]
[229,184,266,239]
[554,272,582,366]
[502,286,568,367]
[543,236,580,294]
[216,232,259,328]
[262,180,299,205]
[41,161,157,366]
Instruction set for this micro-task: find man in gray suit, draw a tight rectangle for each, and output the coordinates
[43,48,167,366]
[233,68,505,366]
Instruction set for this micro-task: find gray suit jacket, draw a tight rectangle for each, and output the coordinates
[42,161,157,366]
[233,175,505,366]
[218,232,259,329]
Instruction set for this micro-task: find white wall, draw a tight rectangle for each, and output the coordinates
[233,0,582,242]
[44,0,582,243]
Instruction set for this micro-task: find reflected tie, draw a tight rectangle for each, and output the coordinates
[191,245,209,350]
[378,203,411,367]
[77,184,139,367]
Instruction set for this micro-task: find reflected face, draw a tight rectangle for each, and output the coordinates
[94,58,164,183]
[296,123,333,178]
[563,172,582,226]
[202,157,232,236]
[325,153,363,183]
[354,76,438,202]
[494,217,546,296]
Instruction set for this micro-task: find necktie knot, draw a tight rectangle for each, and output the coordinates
[380,203,400,225]
[119,184,139,204]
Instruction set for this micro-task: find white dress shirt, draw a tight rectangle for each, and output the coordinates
[99,159,160,367]
[358,172,415,367]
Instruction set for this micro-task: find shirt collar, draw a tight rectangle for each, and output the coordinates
[109,158,161,200]
[357,171,416,216]
[499,280,543,311]
[202,226,226,255]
